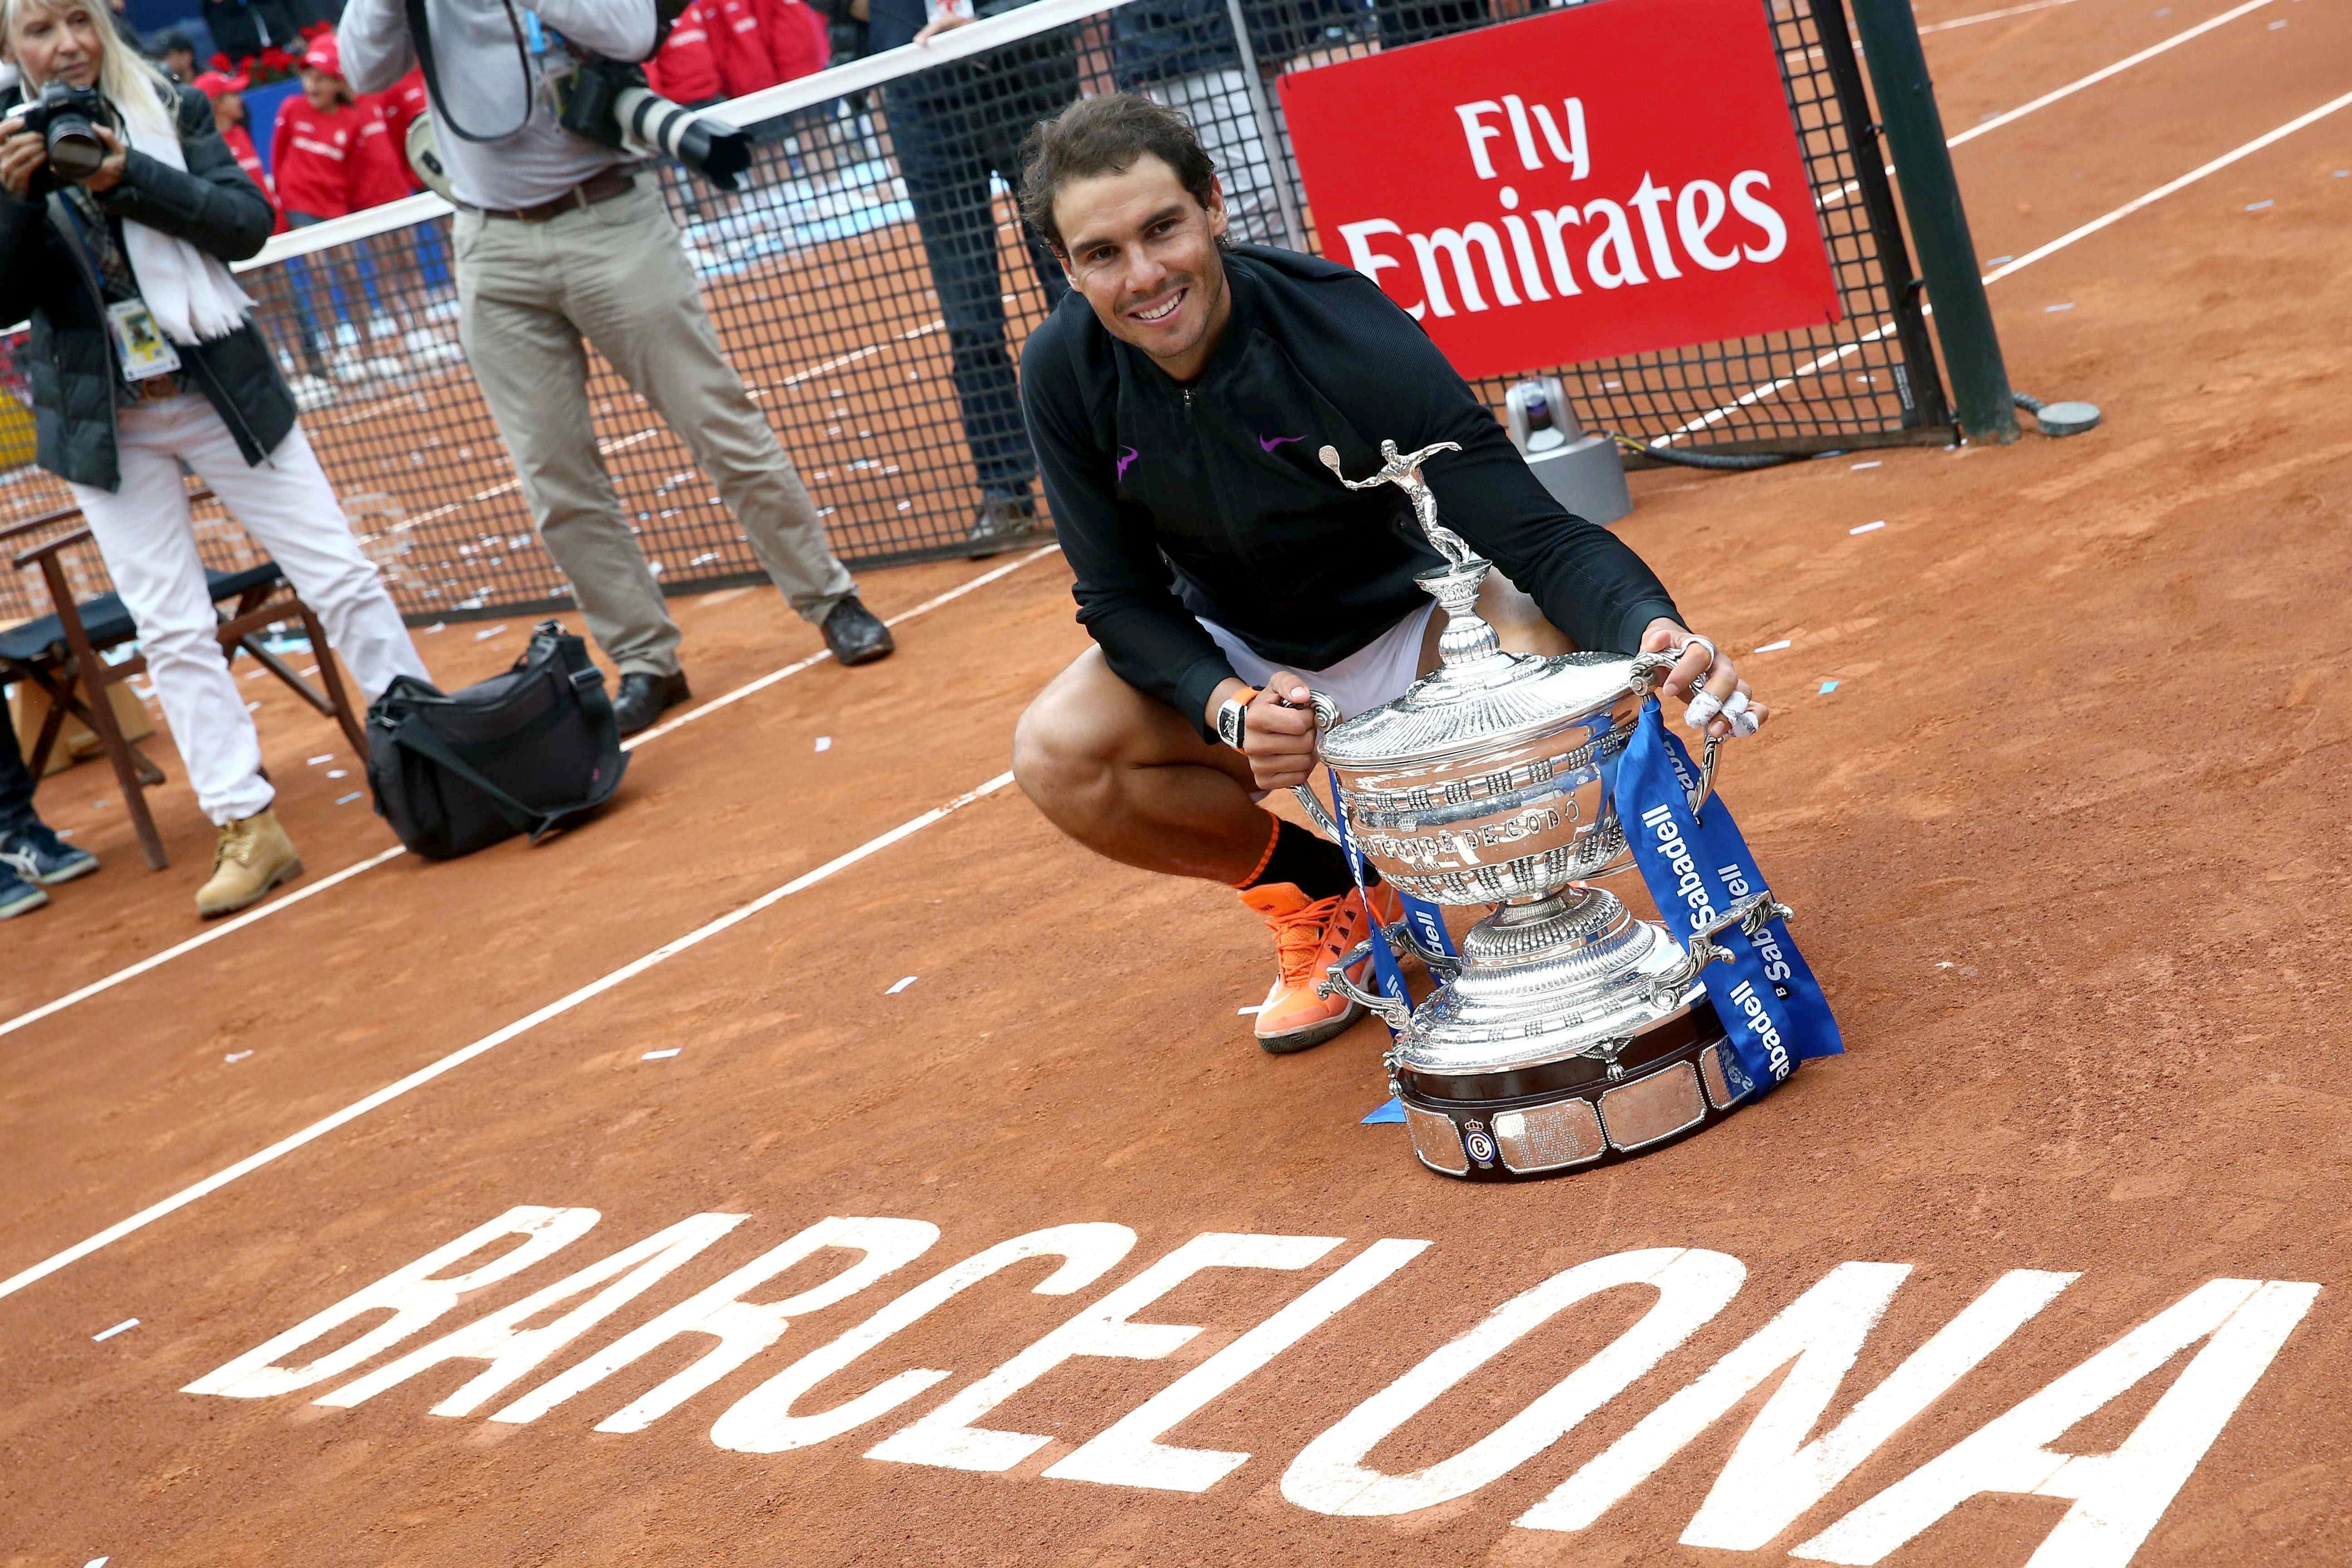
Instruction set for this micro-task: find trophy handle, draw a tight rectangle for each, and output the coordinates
[1317,948,1416,1037]
[1287,689,1347,840]
[1642,891,1794,1010]
[1626,647,1726,818]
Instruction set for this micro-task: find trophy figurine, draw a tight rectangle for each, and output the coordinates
[1291,442,1793,1181]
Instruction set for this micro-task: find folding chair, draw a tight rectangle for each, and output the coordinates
[0,493,368,870]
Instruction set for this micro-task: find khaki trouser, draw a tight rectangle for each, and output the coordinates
[453,181,855,677]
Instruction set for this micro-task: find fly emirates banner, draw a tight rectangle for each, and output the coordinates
[1278,0,1843,378]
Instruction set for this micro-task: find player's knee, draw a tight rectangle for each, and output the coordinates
[1012,692,1117,820]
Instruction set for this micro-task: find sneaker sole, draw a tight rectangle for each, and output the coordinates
[1255,998,1367,1055]
[198,857,304,921]
[0,887,50,918]
[36,856,99,887]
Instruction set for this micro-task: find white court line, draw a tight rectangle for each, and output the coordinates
[0,772,1018,1303]
[1661,81,2352,442]
[1814,0,2276,216]
[1918,0,2084,34]
[1947,0,2277,148]
[0,546,1061,1045]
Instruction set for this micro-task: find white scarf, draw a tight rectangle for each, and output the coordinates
[118,108,256,345]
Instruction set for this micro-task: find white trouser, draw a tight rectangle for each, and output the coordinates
[67,393,430,826]
[1156,67,1292,247]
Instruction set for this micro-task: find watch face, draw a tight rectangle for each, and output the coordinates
[1220,701,1246,748]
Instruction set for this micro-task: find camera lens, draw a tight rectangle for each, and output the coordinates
[47,117,104,181]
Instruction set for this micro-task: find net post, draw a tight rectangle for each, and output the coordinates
[1222,0,1308,252]
[1849,0,2018,443]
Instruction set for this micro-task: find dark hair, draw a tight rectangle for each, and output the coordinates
[1018,92,1218,255]
[157,28,193,54]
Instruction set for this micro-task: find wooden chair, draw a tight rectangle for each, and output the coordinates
[0,493,368,870]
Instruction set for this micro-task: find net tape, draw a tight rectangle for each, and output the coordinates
[0,0,1945,626]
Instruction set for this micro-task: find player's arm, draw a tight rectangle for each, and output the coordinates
[1319,276,1763,738]
[1021,331,1238,743]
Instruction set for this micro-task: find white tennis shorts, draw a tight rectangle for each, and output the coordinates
[1198,601,1438,723]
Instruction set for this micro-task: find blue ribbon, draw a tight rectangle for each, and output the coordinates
[1604,699,1842,1098]
[1325,766,1416,1038]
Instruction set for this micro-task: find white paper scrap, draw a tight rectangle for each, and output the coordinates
[814,736,833,752]
[328,769,348,779]
[336,793,363,805]
[2245,198,2274,211]
[1237,1005,1264,1015]
[1849,460,1881,470]
[85,1557,110,1567]
[92,1318,138,1342]
[308,755,333,766]
[474,624,509,642]
[1754,639,1793,653]
[2045,302,2075,313]
[887,975,918,995]
[424,622,446,634]
[642,1049,682,1060]
[1851,520,1886,535]
[225,1050,253,1063]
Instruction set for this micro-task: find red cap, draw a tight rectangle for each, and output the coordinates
[301,33,341,76]
[192,69,250,96]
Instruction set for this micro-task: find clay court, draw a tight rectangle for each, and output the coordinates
[5,0,2352,1561]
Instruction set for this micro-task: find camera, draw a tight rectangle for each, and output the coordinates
[554,58,751,192]
[15,82,116,190]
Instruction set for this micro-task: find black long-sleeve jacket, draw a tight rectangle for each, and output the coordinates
[0,82,288,491]
[1019,245,1682,736]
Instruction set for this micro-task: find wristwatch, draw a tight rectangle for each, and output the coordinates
[1215,687,1259,750]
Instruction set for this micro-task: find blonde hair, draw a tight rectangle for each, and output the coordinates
[2,0,177,137]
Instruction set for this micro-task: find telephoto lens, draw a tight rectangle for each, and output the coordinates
[614,86,751,191]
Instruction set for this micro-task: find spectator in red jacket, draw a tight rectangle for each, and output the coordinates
[271,33,409,219]
[362,65,430,192]
[645,0,724,106]
[192,68,283,230]
[709,0,784,98]
[761,0,829,81]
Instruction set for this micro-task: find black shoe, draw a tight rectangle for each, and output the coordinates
[0,822,98,886]
[612,670,692,736]
[821,595,895,666]
[965,489,1040,560]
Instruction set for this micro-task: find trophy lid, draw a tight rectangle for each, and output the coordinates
[1321,637,1644,769]
[1312,440,1649,771]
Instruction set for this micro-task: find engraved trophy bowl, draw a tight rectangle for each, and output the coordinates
[1294,441,1779,1181]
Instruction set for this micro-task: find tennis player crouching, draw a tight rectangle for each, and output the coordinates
[1010,94,1768,1053]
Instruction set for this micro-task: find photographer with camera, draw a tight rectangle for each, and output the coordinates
[337,0,895,735]
[0,0,434,918]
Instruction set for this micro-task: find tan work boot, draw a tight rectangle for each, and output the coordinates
[196,809,303,919]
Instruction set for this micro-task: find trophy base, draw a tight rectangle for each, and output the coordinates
[1392,997,1752,1181]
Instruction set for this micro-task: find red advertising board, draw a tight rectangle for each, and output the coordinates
[1277,0,1841,379]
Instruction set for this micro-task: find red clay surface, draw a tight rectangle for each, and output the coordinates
[6,1,2352,1563]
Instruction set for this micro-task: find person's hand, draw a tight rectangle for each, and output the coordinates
[912,7,973,42]
[0,119,45,200]
[1640,617,1765,740]
[79,126,129,194]
[1242,672,1321,791]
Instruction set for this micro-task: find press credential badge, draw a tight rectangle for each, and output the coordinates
[106,299,181,382]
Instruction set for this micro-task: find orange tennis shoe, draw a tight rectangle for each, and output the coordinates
[1239,880,1406,1054]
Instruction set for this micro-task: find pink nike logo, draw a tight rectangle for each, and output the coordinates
[1259,433,1306,452]
[1117,446,1140,479]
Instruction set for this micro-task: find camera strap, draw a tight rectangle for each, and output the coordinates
[403,0,537,142]
[1604,698,1842,1098]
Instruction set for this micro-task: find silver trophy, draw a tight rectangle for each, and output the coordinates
[1294,441,1789,1182]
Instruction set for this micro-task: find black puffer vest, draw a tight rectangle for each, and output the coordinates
[0,80,293,491]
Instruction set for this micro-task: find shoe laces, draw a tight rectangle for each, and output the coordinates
[215,818,257,871]
[1260,892,1354,986]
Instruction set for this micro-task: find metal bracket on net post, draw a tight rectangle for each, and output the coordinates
[1222,0,1308,253]
[1849,0,2018,443]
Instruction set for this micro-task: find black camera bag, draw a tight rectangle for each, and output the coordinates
[366,621,627,860]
